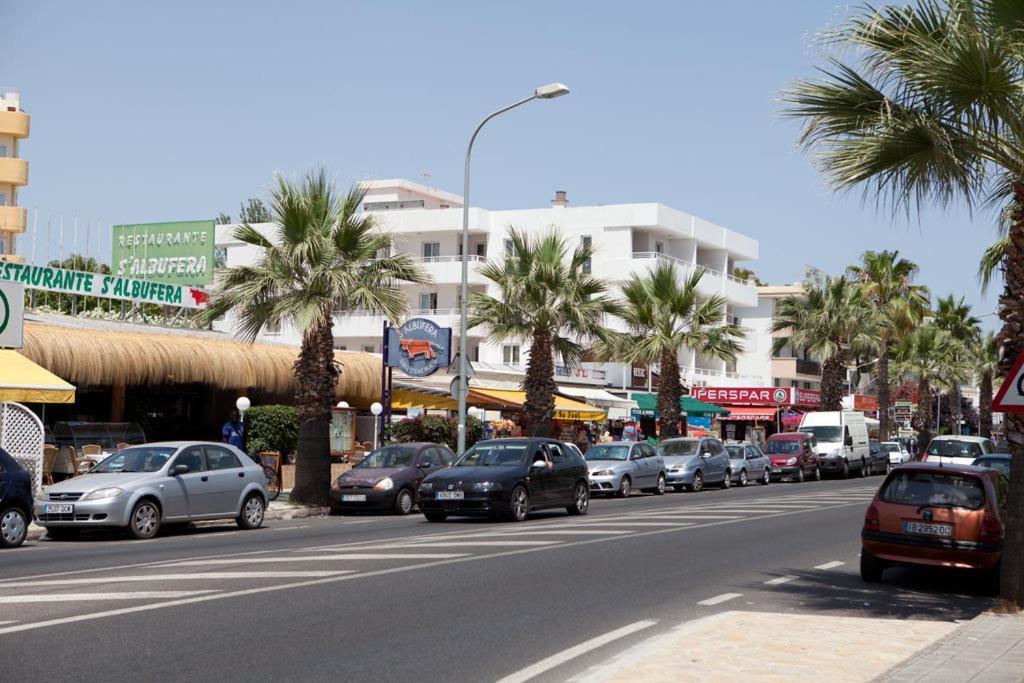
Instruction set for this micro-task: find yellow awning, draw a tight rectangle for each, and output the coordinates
[391,388,458,411]
[469,388,607,421]
[0,350,76,404]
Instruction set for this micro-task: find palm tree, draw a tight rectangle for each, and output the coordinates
[598,261,744,438]
[848,250,929,440]
[771,276,880,411]
[933,295,981,434]
[204,169,430,505]
[976,330,1001,439]
[469,228,619,437]
[892,325,958,451]
[781,0,1024,604]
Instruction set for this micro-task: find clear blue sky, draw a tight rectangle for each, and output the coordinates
[3,1,999,325]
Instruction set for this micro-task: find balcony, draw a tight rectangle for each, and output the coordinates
[411,254,490,285]
[772,357,821,379]
[0,206,27,233]
[0,158,28,186]
[686,366,768,388]
[0,110,29,138]
[601,252,756,306]
[334,309,485,339]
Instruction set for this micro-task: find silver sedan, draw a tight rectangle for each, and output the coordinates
[35,441,269,540]
[725,443,771,486]
[585,441,666,497]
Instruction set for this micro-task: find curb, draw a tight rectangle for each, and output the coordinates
[869,612,989,682]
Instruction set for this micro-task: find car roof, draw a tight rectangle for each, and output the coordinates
[892,462,992,475]
[768,433,805,440]
[929,435,989,443]
[660,437,701,443]
[591,441,640,447]
[881,441,901,445]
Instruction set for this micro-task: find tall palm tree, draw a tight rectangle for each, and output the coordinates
[781,0,1024,604]
[204,169,430,505]
[892,325,961,451]
[469,228,619,437]
[976,330,1002,439]
[848,250,929,440]
[771,276,880,411]
[934,295,981,434]
[598,262,744,438]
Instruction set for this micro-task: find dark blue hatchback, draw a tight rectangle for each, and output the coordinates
[0,447,33,548]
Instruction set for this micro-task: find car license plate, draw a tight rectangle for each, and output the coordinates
[44,504,74,514]
[903,520,952,537]
[436,491,464,500]
[771,468,781,474]
[341,494,366,502]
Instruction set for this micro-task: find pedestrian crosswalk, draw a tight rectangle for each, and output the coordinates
[0,485,878,636]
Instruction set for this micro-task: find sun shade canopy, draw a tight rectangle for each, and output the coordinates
[0,350,76,404]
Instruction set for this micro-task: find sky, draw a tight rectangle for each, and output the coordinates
[2,1,1002,327]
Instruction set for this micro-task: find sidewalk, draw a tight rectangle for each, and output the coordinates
[876,612,1024,682]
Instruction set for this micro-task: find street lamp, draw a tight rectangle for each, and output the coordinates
[456,82,570,455]
[336,401,349,409]
[235,396,251,451]
[370,401,383,450]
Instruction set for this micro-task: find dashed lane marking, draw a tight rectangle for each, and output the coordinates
[381,541,559,548]
[160,553,468,566]
[0,571,354,587]
[697,592,742,606]
[0,591,219,603]
[814,561,846,570]
[763,576,796,586]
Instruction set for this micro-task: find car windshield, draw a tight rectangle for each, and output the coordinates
[456,443,529,467]
[660,440,699,456]
[799,426,841,441]
[90,447,175,473]
[973,458,1011,477]
[881,444,900,453]
[356,446,417,469]
[880,470,986,510]
[585,445,630,461]
[927,440,983,458]
[765,440,800,454]
[726,446,744,458]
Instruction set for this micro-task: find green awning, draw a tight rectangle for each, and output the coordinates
[629,392,729,417]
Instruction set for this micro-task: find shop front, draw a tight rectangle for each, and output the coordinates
[690,386,821,445]
[629,392,730,439]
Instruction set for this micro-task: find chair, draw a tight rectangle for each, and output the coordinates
[42,445,59,485]
[66,446,81,477]
[82,444,103,456]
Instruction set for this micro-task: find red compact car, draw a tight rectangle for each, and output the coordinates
[764,432,820,483]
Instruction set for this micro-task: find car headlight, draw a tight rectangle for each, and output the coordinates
[82,487,125,501]
[786,457,798,466]
[419,481,433,493]
[591,469,614,477]
[473,481,503,492]
[372,477,394,491]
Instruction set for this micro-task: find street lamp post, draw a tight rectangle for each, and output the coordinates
[456,82,570,455]
[235,396,251,453]
[370,401,383,451]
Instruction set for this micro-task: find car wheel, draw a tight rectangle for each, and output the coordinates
[394,489,415,516]
[761,468,770,485]
[690,471,704,492]
[721,470,731,489]
[566,481,590,515]
[814,465,822,481]
[653,473,666,495]
[237,492,265,530]
[842,460,850,479]
[860,550,885,583]
[507,486,529,522]
[796,467,805,483]
[738,469,748,487]
[672,485,686,493]
[424,511,447,522]
[127,499,161,540]
[0,507,28,548]
[616,476,632,498]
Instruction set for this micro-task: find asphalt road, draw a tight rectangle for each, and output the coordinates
[0,476,993,681]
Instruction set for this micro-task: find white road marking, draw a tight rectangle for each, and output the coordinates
[0,590,219,603]
[494,620,658,683]
[564,521,695,528]
[0,620,16,625]
[0,571,354,587]
[162,553,467,566]
[764,576,796,586]
[697,592,742,606]
[630,513,742,520]
[814,561,846,570]
[270,525,311,531]
[382,541,558,548]
[432,529,632,538]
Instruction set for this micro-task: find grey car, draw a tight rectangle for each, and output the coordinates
[35,441,269,540]
[585,442,666,497]
[659,437,731,492]
[725,443,771,486]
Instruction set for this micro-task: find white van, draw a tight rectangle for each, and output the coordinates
[798,411,870,478]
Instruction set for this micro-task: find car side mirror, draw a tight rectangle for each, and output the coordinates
[701,451,711,458]
[170,464,190,476]
[531,461,548,471]
[419,462,433,469]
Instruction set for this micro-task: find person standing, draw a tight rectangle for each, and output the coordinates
[223,410,246,452]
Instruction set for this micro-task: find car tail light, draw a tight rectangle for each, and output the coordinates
[979,514,1004,544]
[921,454,928,462]
[864,504,879,532]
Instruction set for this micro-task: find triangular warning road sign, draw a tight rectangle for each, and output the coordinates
[992,350,1024,413]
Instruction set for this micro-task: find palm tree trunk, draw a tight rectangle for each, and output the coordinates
[658,349,683,439]
[912,378,932,454]
[877,349,890,440]
[523,327,556,438]
[291,316,338,505]
[820,356,844,411]
[999,184,1024,607]
[980,372,993,439]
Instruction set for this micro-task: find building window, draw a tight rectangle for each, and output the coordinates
[655,241,664,254]
[475,243,487,258]
[580,236,592,274]
[803,381,812,389]
[504,239,514,256]
[363,345,376,354]
[0,145,7,158]
[503,345,520,365]
[335,344,348,351]
[419,292,438,312]
[473,345,480,362]
[422,242,440,261]
[790,380,798,388]
[0,193,6,207]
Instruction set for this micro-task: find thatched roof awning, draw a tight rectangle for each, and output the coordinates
[20,317,381,405]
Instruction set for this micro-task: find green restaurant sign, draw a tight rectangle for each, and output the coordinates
[112,219,216,286]
[0,261,210,310]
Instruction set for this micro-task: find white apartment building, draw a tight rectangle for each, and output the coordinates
[215,179,763,388]
[734,284,822,392]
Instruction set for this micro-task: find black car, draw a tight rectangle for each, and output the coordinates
[418,438,590,522]
[0,447,33,548]
[330,442,456,515]
[868,440,888,476]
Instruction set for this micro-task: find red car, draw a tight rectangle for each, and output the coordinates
[764,432,820,483]
[861,463,1006,588]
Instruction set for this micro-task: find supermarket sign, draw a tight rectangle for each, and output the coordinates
[0,261,210,310]
[691,386,821,407]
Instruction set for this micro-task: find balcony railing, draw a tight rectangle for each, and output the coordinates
[627,252,751,285]
[772,357,822,377]
[412,254,487,264]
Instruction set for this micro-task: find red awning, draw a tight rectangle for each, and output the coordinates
[718,405,779,421]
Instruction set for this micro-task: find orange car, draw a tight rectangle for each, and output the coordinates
[861,463,1007,586]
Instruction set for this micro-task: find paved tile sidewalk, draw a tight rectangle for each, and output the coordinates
[876,612,1024,682]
